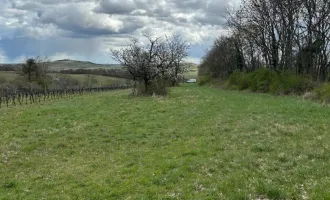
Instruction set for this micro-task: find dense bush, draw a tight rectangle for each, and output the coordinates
[227,72,249,90]
[313,84,330,103]
[248,68,275,92]
[226,68,313,95]
[197,76,212,86]
[269,71,314,95]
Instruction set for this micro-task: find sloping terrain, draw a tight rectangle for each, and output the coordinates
[0,60,122,72]
[1,85,330,199]
[48,60,122,71]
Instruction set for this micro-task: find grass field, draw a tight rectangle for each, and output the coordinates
[0,60,122,72]
[184,70,198,79]
[1,85,330,199]
[0,71,128,85]
[184,64,198,79]
[58,74,128,85]
[0,70,192,86]
[0,72,18,82]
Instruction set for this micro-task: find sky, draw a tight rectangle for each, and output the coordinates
[0,0,238,64]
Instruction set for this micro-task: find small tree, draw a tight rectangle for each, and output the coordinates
[166,35,190,86]
[22,58,36,81]
[19,57,51,90]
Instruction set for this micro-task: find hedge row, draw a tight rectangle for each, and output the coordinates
[199,68,330,104]
[226,68,315,95]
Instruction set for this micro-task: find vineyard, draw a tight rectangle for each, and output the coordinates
[0,85,131,108]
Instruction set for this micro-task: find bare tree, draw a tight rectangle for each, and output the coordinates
[213,0,330,81]
[111,35,189,95]
[166,35,190,86]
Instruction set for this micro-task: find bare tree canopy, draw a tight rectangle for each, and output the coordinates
[111,35,189,95]
[201,0,330,82]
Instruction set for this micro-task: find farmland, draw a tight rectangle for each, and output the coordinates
[0,60,198,86]
[1,84,330,199]
[0,71,128,86]
[48,60,121,71]
[0,72,18,82]
[0,60,121,72]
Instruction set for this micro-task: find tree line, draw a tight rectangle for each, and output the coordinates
[200,0,330,82]
[0,64,20,71]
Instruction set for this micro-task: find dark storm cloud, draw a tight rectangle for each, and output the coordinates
[94,0,137,14]
[0,0,234,63]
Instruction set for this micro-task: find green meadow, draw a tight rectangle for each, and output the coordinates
[1,84,330,199]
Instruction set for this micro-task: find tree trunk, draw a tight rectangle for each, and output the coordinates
[144,79,150,95]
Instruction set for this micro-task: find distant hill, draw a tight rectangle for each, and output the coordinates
[185,63,198,70]
[49,60,122,71]
[183,63,199,79]
[0,60,197,72]
[0,60,123,72]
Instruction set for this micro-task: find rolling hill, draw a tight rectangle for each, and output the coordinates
[0,60,122,72]
[48,60,122,71]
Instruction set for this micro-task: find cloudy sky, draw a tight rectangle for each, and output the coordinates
[0,0,238,64]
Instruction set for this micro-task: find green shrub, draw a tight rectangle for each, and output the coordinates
[268,73,284,94]
[197,76,211,86]
[227,68,314,95]
[227,71,249,90]
[227,68,275,92]
[269,72,313,95]
[313,84,330,103]
[248,68,275,92]
[287,75,314,94]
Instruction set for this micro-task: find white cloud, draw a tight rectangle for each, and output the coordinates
[185,57,201,64]
[39,3,124,36]
[0,49,7,63]
[0,0,235,63]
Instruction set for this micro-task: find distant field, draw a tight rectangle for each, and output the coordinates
[184,70,198,79]
[0,60,122,72]
[0,71,128,86]
[63,74,128,85]
[49,60,122,71]
[184,63,198,79]
[0,61,198,81]
[1,85,330,199]
[0,72,17,82]
[0,68,197,85]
